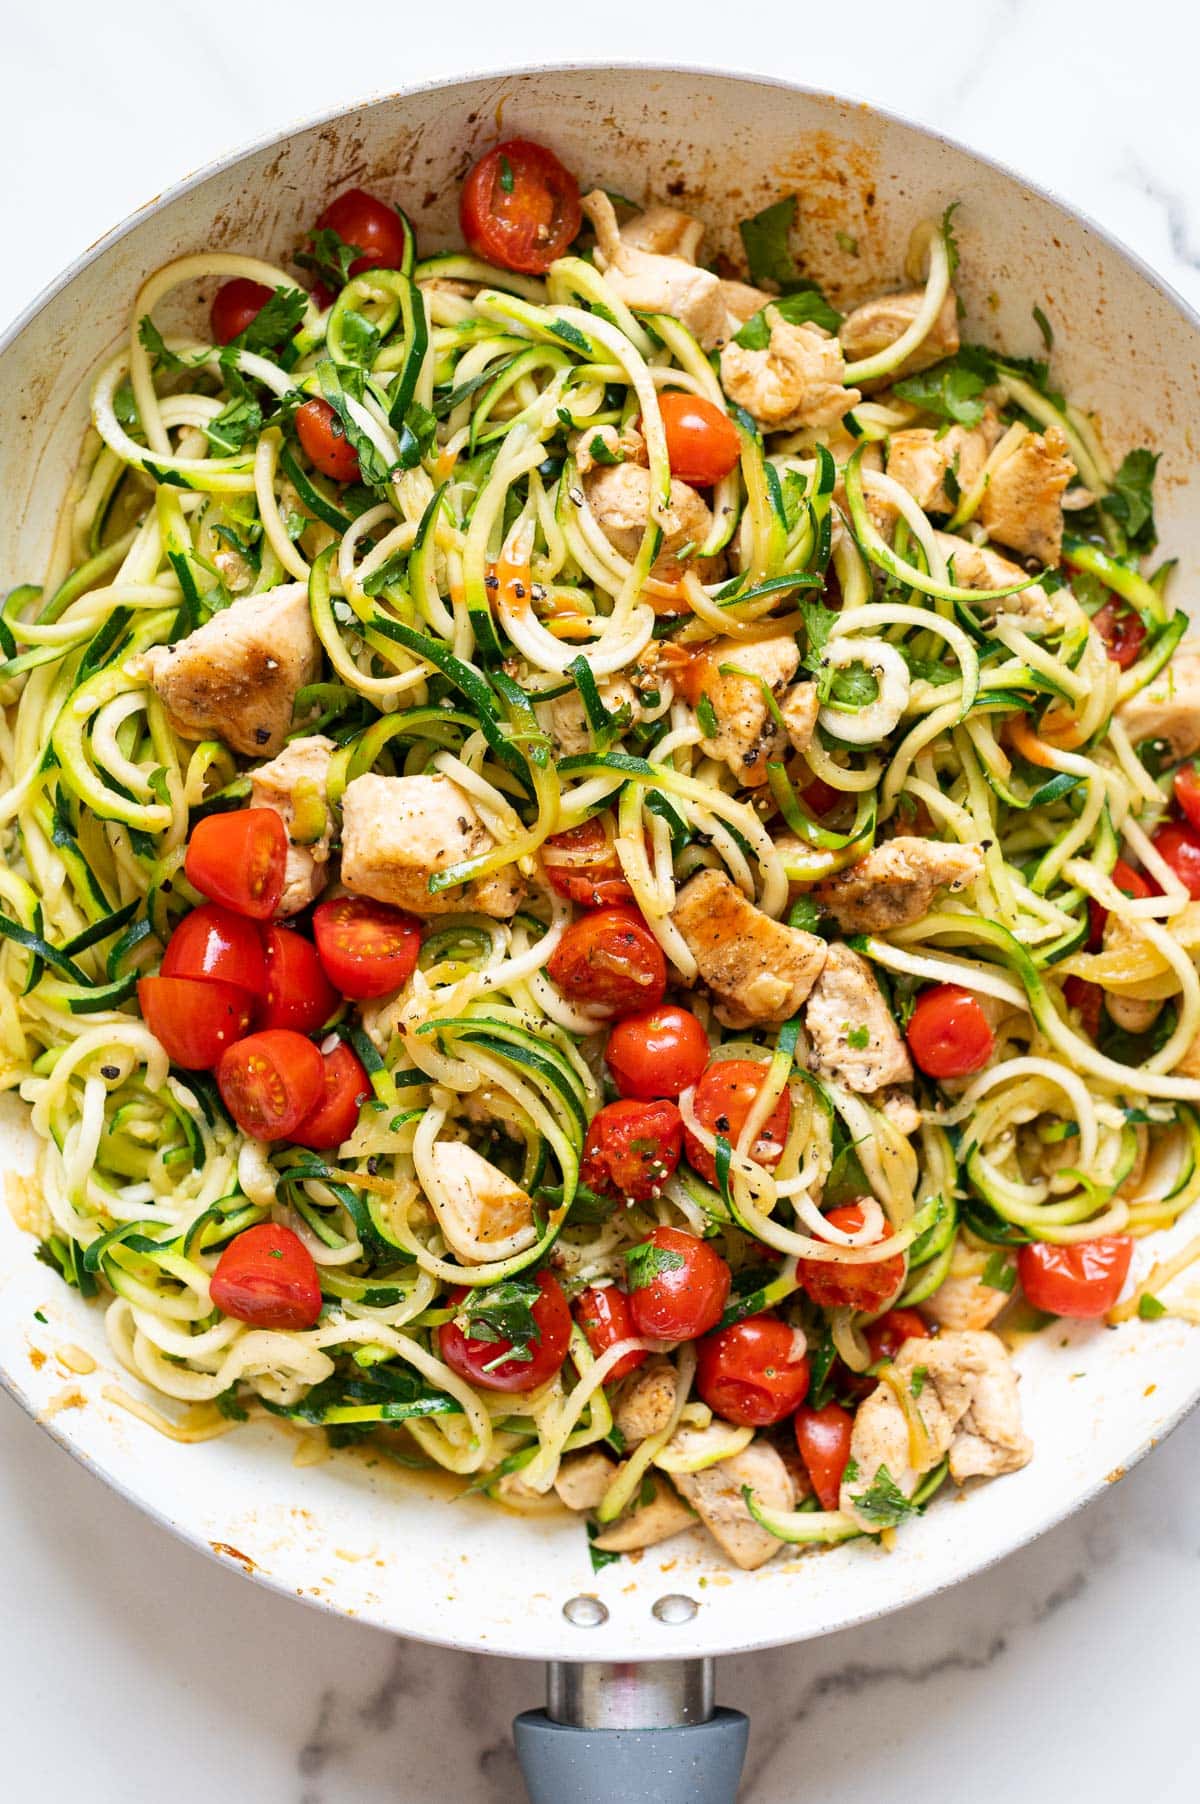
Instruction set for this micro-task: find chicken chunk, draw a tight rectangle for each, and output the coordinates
[589,1478,697,1553]
[547,676,636,757]
[340,772,523,918]
[1115,638,1200,760]
[140,583,318,757]
[804,942,913,1093]
[582,190,728,350]
[672,1440,795,1570]
[248,734,335,916]
[554,1450,617,1512]
[671,868,828,1028]
[878,1087,922,1137]
[619,204,706,261]
[614,1357,677,1448]
[571,419,648,475]
[780,682,820,753]
[1105,992,1162,1034]
[922,1263,1014,1333]
[886,414,1002,515]
[583,463,723,585]
[933,532,1061,634]
[720,308,858,431]
[690,633,800,785]
[979,425,1075,565]
[718,279,772,328]
[814,837,985,933]
[423,1141,537,1265]
[838,286,960,385]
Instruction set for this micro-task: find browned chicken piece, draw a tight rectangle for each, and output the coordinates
[718,278,772,327]
[922,1260,1015,1333]
[571,419,648,474]
[141,583,318,757]
[780,682,820,753]
[583,463,724,584]
[672,1440,795,1569]
[618,204,706,260]
[424,1142,537,1265]
[885,412,1003,514]
[877,1087,922,1137]
[1116,638,1200,759]
[672,868,828,1028]
[979,425,1075,565]
[553,1451,618,1512]
[838,286,961,386]
[548,677,636,757]
[690,633,800,785]
[814,837,985,932]
[720,308,858,430]
[932,532,1061,634]
[613,1358,678,1447]
[248,733,335,917]
[804,942,914,1093]
[582,191,729,350]
[589,1478,697,1553]
[340,772,523,918]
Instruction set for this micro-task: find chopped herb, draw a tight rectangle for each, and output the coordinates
[892,359,987,428]
[234,285,307,351]
[587,433,623,467]
[842,1457,859,1485]
[297,226,362,291]
[739,196,803,290]
[734,287,841,347]
[498,155,515,195]
[849,1462,920,1529]
[625,1242,685,1292]
[909,1366,928,1400]
[205,392,263,456]
[1032,304,1054,351]
[137,317,188,372]
[338,309,382,368]
[1101,448,1160,554]
[799,597,840,667]
[1138,1293,1167,1320]
[458,1274,544,1366]
[587,1522,622,1572]
[846,1025,870,1051]
[941,203,962,279]
[942,460,962,508]
[836,230,859,257]
[981,1251,1017,1294]
[214,1386,249,1422]
[787,894,824,934]
[33,1309,47,1324]
[695,692,719,737]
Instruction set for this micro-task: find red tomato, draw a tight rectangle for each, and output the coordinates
[906,983,995,1079]
[542,817,632,908]
[260,926,339,1034]
[800,776,842,818]
[863,1307,930,1365]
[1088,857,1153,950]
[1092,599,1146,670]
[605,1004,710,1101]
[184,809,287,922]
[658,392,741,487]
[624,1225,731,1342]
[546,906,666,1015]
[1152,820,1200,900]
[314,187,408,277]
[1174,762,1200,834]
[459,139,581,274]
[684,1058,791,1188]
[1063,975,1103,1041]
[210,278,274,346]
[161,903,266,997]
[295,398,359,483]
[291,1042,371,1151]
[312,896,422,1001]
[217,1029,325,1141]
[138,975,255,1070]
[575,1283,646,1382]
[210,1222,323,1330]
[794,1401,854,1511]
[799,1204,906,1313]
[439,1269,571,1392]
[579,1098,683,1202]
[1018,1236,1133,1318]
[696,1315,810,1426]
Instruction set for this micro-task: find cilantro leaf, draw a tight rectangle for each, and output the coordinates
[739,196,802,290]
[297,226,362,291]
[849,1462,920,1529]
[695,692,719,737]
[236,285,307,351]
[846,1025,870,1051]
[625,1242,685,1292]
[1101,448,1160,554]
[734,288,841,349]
[1032,304,1054,352]
[1138,1293,1167,1320]
[458,1274,544,1366]
[587,432,624,467]
[397,400,438,470]
[587,1523,622,1571]
[800,597,839,668]
[981,1250,1016,1294]
[137,317,188,372]
[337,309,382,368]
[892,359,987,428]
[940,202,962,280]
[205,392,263,456]
[787,894,824,934]
[909,1366,927,1400]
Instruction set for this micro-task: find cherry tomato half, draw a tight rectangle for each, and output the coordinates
[542,817,633,909]
[295,398,359,483]
[1174,762,1200,835]
[1088,856,1153,951]
[794,1401,854,1511]
[696,1315,810,1426]
[1018,1236,1133,1318]
[1092,599,1147,670]
[260,926,339,1034]
[312,896,422,1000]
[906,983,995,1080]
[605,1004,710,1101]
[217,1028,325,1141]
[799,1204,906,1313]
[459,139,581,275]
[658,392,742,487]
[291,1041,371,1151]
[210,1222,323,1331]
[161,903,266,997]
[624,1225,731,1342]
[314,187,408,277]
[1063,974,1103,1041]
[1153,820,1200,900]
[439,1269,572,1392]
[864,1307,930,1366]
[185,808,287,922]
[546,906,666,1015]
[137,975,256,1070]
[684,1058,791,1188]
[579,1098,682,1203]
[210,278,274,346]
[575,1283,646,1382]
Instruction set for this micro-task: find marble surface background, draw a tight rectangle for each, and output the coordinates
[3,3,1200,1797]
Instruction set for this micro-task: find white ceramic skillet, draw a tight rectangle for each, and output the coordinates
[3,64,1200,1801]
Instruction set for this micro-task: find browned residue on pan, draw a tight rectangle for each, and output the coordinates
[210,1541,259,1573]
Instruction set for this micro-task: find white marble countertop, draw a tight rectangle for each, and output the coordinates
[4,2,1200,1797]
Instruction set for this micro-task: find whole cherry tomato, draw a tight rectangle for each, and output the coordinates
[439,1269,571,1391]
[1092,599,1147,669]
[295,398,359,483]
[864,1307,930,1365]
[684,1058,791,1188]
[1088,857,1153,950]
[794,1400,854,1511]
[579,1098,683,1202]
[210,1222,323,1331]
[1152,820,1200,900]
[210,278,273,346]
[184,809,287,922]
[543,816,633,908]
[259,926,339,1034]
[161,903,266,997]
[1174,762,1200,835]
[313,187,408,277]
[312,896,422,1000]
[575,1283,646,1382]
[1018,1236,1133,1318]
[658,391,742,486]
[459,139,581,274]
[696,1315,811,1426]
[605,1004,710,1100]
[217,1028,325,1141]
[138,975,256,1070]
[291,1041,371,1151]
[546,906,666,1015]
[906,983,995,1079]
[799,1204,906,1313]
[624,1225,731,1342]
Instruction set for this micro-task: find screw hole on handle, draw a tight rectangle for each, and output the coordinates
[651,1593,698,1624]
[563,1594,609,1627]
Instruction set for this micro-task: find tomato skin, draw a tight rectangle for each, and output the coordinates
[625,1225,731,1342]
[906,983,995,1080]
[658,392,742,487]
[291,1041,370,1151]
[161,903,266,998]
[579,1098,682,1202]
[217,1029,325,1141]
[1152,820,1200,900]
[1174,762,1200,834]
[1088,857,1153,950]
[799,1204,906,1313]
[185,809,288,922]
[138,975,256,1070]
[312,896,422,1001]
[546,906,666,1015]
[575,1283,646,1382]
[543,817,632,908]
[864,1307,930,1365]
[295,398,360,483]
[606,1004,710,1101]
[459,139,581,274]
[439,1269,572,1392]
[800,776,842,818]
[210,1222,323,1330]
[1018,1236,1133,1318]
[696,1315,810,1426]
[794,1401,854,1511]
[1063,975,1103,1041]
[259,926,339,1034]
[314,187,407,277]
[684,1058,791,1188]
[1093,599,1147,670]
[210,278,274,346]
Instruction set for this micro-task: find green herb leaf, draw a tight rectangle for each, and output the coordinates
[339,309,382,368]
[458,1274,544,1365]
[892,359,987,427]
[625,1242,686,1292]
[137,316,188,372]
[1032,304,1054,352]
[695,692,719,737]
[237,285,307,351]
[909,1366,927,1400]
[940,203,962,280]
[787,894,824,933]
[849,1462,920,1529]
[734,287,841,348]
[587,432,624,467]
[1101,448,1160,554]
[1138,1292,1167,1320]
[205,392,263,456]
[297,226,362,291]
[739,196,802,290]
[846,1024,870,1051]
[587,1522,622,1571]
[981,1250,1016,1294]
[499,154,515,195]
[800,597,840,666]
